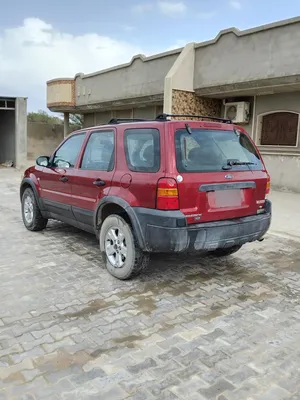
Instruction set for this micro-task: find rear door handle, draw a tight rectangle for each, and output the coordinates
[93,179,106,187]
[60,176,68,182]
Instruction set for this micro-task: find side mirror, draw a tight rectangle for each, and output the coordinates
[36,156,50,167]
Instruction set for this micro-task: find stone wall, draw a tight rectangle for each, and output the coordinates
[27,122,64,160]
[171,89,222,119]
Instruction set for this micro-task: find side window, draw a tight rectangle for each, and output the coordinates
[81,130,115,171]
[53,133,85,168]
[124,128,160,172]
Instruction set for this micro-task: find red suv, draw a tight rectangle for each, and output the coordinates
[20,114,271,279]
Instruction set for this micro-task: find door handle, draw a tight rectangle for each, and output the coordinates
[93,179,106,186]
[60,176,68,182]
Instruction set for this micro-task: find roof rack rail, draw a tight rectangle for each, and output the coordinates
[155,113,232,124]
[108,118,149,124]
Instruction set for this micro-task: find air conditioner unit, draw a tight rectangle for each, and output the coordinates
[224,101,250,124]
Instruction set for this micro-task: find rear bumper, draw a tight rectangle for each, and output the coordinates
[133,200,272,253]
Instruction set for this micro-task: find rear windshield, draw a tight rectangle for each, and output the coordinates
[175,129,263,172]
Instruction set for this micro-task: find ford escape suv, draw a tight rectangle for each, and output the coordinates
[20,113,271,280]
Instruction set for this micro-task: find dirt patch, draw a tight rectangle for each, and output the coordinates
[59,299,116,319]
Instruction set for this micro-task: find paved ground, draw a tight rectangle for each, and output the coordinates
[1,168,300,400]
[269,190,300,242]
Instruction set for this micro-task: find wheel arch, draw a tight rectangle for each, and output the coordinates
[94,196,146,250]
[20,178,45,211]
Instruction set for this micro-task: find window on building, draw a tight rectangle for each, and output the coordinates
[260,112,299,146]
[124,128,160,172]
[81,130,114,171]
[53,133,86,168]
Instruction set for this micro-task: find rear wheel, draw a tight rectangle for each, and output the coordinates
[99,214,149,280]
[210,245,242,257]
[21,188,48,231]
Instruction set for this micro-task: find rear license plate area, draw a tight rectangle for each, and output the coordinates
[208,189,242,208]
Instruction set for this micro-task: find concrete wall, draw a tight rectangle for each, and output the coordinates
[250,91,300,192]
[95,111,112,125]
[76,52,179,106]
[83,105,163,128]
[83,114,94,128]
[194,18,300,90]
[264,155,300,193]
[27,122,64,160]
[15,98,27,168]
[164,43,195,113]
[0,110,15,164]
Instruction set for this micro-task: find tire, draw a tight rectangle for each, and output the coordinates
[21,188,48,231]
[210,245,242,258]
[99,214,149,280]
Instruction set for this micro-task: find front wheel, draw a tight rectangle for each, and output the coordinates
[99,214,149,280]
[210,245,242,258]
[21,188,48,231]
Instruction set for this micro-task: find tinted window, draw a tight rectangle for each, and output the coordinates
[175,129,263,172]
[81,130,115,171]
[53,133,85,168]
[124,128,160,172]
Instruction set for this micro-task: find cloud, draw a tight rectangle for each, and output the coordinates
[132,3,153,13]
[158,1,187,16]
[0,18,150,110]
[131,1,187,17]
[197,11,216,19]
[229,0,242,9]
[121,25,136,32]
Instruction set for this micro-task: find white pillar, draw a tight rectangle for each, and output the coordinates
[64,112,69,138]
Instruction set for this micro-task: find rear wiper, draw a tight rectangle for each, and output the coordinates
[222,160,256,170]
[227,161,256,166]
[185,123,192,134]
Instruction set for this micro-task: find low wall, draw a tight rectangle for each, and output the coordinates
[263,154,300,193]
[27,122,64,160]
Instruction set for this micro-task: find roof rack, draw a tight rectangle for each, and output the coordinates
[108,118,149,124]
[155,113,232,124]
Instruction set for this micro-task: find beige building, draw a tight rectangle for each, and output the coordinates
[47,16,300,193]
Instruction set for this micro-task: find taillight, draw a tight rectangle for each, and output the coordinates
[266,177,271,195]
[156,178,179,210]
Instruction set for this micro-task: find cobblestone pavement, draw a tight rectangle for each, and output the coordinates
[1,169,300,400]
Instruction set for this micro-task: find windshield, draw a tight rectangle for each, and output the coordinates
[175,129,263,172]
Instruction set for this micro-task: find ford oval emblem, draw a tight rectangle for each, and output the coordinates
[225,174,233,179]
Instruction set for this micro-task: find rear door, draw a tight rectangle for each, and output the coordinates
[70,129,116,227]
[171,122,269,224]
[113,125,165,208]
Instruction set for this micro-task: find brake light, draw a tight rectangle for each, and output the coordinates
[157,178,179,210]
[266,178,271,195]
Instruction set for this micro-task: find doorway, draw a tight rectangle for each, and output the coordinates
[0,98,16,165]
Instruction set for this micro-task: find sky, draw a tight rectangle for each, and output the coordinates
[1,0,300,112]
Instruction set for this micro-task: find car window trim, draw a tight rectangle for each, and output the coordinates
[124,127,161,173]
[78,128,116,171]
[50,131,86,169]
